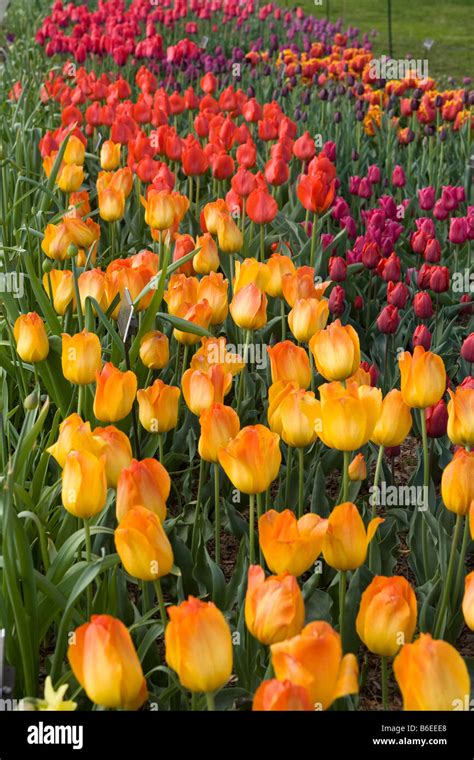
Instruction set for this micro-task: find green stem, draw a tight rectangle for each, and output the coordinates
[381,656,390,710]
[259,224,265,262]
[249,493,255,565]
[298,447,305,518]
[342,450,350,502]
[84,518,92,619]
[433,514,463,639]
[205,692,215,711]
[339,570,346,650]
[368,445,384,571]
[309,212,317,269]
[280,300,286,341]
[153,579,168,634]
[191,457,205,557]
[420,410,430,580]
[256,491,264,565]
[158,433,164,463]
[214,463,221,566]
[451,519,470,622]
[284,446,293,508]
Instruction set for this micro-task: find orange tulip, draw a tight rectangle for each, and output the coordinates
[399,346,446,408]
[137,379,180,434]
[267,341,311,389]
[193,233,220,274]
[165,596,233,693]
[43,269,74,315]
[14,312,49,363]
[271,621,359,710]
[218,424,281,494]
[98,186,125,222]
[173,299,212,345]
[164,273,199,316]
[93,362,137,422]
[47,413,105,468]
[297,172,336,214]
[393,634,470,710]
[139,331,169,370]
[348,453,367,481]
[61,450,107,518]
[245,565,305,645]
[462,572,474,631]
[78,268,108,313]
[267,380,299,436]
[252,679,312,711]
[371,389,412,447]
[57,163,84,192]
[447,387,474,448]
[322,502,384,571]
[230,283,267,330]
[63,217,100,250]
[182,365,232,416]
[141,189,176,230]
[288,297,329,343]
[282,266,330,307]
[233,258,270,294]
[116,458,170,523]
[68,615,147,710]
[191,337,244,376]
[63,135,85,165]
[216,212,243,252]
[259,509,327,576]
[356,576,417,656]
[266,254,296,298]
[202,199,228,234]
[275,387,320,447]
[92,426,133,488]
[441,448,474,516]
[100,140,121,170]
[61,330,101,385]
[41,222,75,261]
[317,381,382,451]
[198,403,241,463]
[309,319,360,381]
[115,505,173,580]
[197,272,229,325]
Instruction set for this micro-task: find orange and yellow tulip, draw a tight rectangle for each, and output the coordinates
[288,297,329,343]
[259,509,327,576]
[218,424,281,494]
[309,319,360,381]
[447,387,474,448]
[93,362,137,423]
[441,448,474,516]
[245,565,305,645]
[139,331,169,370]
[14,312,49,363]
[61,450,107,518]
[356,576,417,656]
[61,330,101,385]
[92,426,132,488]
[371,389,412,447]
[322,502,384,571]
[252,679,312,711]
[116,457,170,523]
[399,346,446,408]
[137,379,180,433]
[267,341,311,390]
[115,505,174,580]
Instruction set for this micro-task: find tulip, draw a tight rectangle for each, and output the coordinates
[413,291,433,319]
[266,254,296,298]
[141,189,175,230]
[371,389,412,447]
[267,341,311,390]
[182,365,232,416]
[462,572,474,630]
[14,312,49,363]
[94,362,137,423]
[441,448,474,517]
[259,509,327,576]
[461,333,474,363]
[230,284,267,330]
[447,387,474,447]
[43,269,75,315]
[393,634,470,710]
[282,266,329,307]
[63,136,85,166]
[63,217,100,250]
[356,576,417,656]
[164,273,199,316]
[323,502,383,572]
[216,213,243,253]
[61,330,101,385]
[116,458,170,523]
[197,272,229,325]
[194,233,219,274]
[288,298,329,343]
[191,337,244,377]
[246,187,278,224]
[318,381,382,452]
[233,258,270,293]
[309,319,360,381]
[98,186,125,222]
[198,404,241,464]
[92,426,132,488]
[271,621,359,710]
[57,164,84,193]
[68,615,147,710]
[348,453,367,481]
[276,387,321,448]
[245,565,304,645]
[165,597,233,699]
[139,331,169,370]
[47,413,104,468]
[202,199,228,234]
[253,679,312,711]
[137,379,180,434]
[115,505,173,581]
[399,346,446,408]
[218,425,281,563]
[61,450,107,519]
[100,140,121,171]
[173,300,212,345]
[426,400,448,438]
[78,268,108,313]
[297,172,335,214]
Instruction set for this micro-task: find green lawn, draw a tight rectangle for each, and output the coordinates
[280,0,473,82]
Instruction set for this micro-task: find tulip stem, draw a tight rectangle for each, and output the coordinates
[381,656,390,711]
[84,518,92,619]
[205,692,215,711]
[419,409,430,580]
[450,519,471,624]
[368,445,384,572]
[214,463,221,566]
[342,450,350,502]
[280,300,286,341]
[259,224,265,262]
[124,345,141,459]
[158,433,164,463]
[309,349,315,393]
[284,446,293,508]
[298,447,305,518]
[249,493,255,565]
[153,579,168,634]
[191,457,206,557]
[77,384,84,418]
[433,514,463,639]
[256,492,264,565]
[309,212,317,270]
[339,570,346,650]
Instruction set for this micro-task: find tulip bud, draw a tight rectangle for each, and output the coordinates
[441,448,474,516]
[61,330,101,385]
[62,450,107,518]
[14,312,49,363]
[371,389,412,447]
[253,679,312,711]
[356,576,417,656]
[348,453,367,481]
[115,505,173,580]
[116,458,170,523]
[412,324,432,350]
[426,401,448,438]
[139,331,169,370]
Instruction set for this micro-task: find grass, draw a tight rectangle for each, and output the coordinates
[281,0,474,82]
